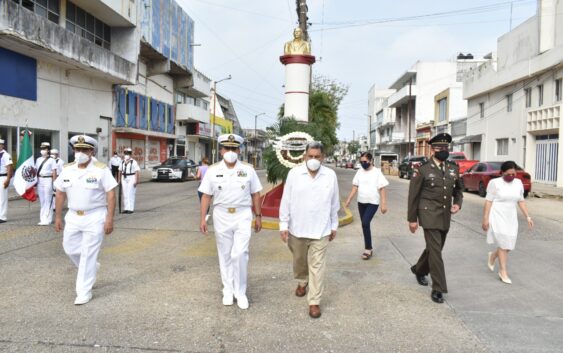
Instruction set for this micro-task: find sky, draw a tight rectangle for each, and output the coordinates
[177,0,538,142]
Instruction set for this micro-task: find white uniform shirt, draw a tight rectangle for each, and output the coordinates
[198,160,262,207]
[279,164,340,239]
[54,159,118,211]
[0,149,13,174]
[352,167,389,204]
[53,158,65,175]
[35,156,57,177]
[110,155,122,167]
[119,159,140,177]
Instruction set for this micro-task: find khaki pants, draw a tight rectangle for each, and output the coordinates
[288,234,329,305]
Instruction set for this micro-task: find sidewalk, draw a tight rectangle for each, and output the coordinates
[530,182,563,199]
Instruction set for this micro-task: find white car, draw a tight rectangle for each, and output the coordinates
[354,161,361,170]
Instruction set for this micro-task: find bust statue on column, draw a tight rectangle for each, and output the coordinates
[284,27,311,55]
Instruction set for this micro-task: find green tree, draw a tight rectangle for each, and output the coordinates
[348,141,360,156]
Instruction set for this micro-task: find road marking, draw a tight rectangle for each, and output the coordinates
[104,230,173,254]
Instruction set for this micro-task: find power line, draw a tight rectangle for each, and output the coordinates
[190,0,291,23]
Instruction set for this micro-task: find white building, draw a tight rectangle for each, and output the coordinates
[0,0,138,163]
[367,86,395,151]
[463,0,563,187]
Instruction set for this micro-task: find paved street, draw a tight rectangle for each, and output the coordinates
[1,167,562,353]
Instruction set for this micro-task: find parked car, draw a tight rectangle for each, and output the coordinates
[462,161,532,197]
[399,156,428,179]
[345,161,354,169]
[152,157,197,182]
[354,161,361,170]
[447,152,479,174]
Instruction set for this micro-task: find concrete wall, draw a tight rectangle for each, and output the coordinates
[127,61,174,105]
[415,62,458,123]
[497,16,538,71]
[0,60,113,161]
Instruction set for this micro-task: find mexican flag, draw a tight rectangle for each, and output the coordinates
[13,129,37,202]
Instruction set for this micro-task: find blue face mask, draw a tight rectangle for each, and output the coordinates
[361,161,371,170]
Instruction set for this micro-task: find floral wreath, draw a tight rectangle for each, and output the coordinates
[274,132,314,168]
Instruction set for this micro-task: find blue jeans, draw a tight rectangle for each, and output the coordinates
[357,203,379,250]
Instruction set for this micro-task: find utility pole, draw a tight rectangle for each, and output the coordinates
[407,78,412,157]
[210,75,231,163]
[296,0,309,41]
[254,113,265,168]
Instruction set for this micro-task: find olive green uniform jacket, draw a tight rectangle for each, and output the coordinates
[407,159,463,231]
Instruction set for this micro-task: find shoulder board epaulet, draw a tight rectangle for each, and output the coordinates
[64,162,76,168]
[94,161,107,169]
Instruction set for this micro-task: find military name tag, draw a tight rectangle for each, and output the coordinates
[216,174,223,178]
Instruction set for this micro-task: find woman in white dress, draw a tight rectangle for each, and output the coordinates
[482,161,534,284]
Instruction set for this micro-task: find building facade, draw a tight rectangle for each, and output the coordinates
[0,0,137,163]
[463,0,563,186]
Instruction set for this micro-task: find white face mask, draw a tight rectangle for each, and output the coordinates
[124,155,131,161]
[306,158,321,171]
[40,150,48,157]
[223,151,238,164]
[74,151,90,164]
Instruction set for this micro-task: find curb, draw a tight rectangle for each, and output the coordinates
[256,202,354,231]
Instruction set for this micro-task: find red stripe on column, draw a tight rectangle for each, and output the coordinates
[285,91,309,95]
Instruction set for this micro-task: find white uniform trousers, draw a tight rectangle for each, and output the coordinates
[121,177,136,211]
[37,177,53,224]
[63,208,106,298]
[212,206,253,299]
[0,176,8,221]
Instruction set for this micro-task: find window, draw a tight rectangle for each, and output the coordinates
[438,98,447,122]
[525,88,532,108]
[506,93,513,112]
[496,138,509,155]
[538,84,544,106]
[175,92,186,104]
[66,1,111,49]
[479,102,484,118]
[556,78,562,102]
[16,0,59,24]
[202,101,209,110]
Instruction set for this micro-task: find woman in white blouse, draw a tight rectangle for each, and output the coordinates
[482,161,534,284]
[344,152,389,260]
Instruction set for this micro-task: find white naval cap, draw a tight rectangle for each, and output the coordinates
[0,138,4,144]
[40,142,51,149]
[124,147,132,153]
[51,149,59,154]
[69,135,97,149]
[218,134,244,147]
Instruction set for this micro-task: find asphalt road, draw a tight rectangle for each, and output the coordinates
[1,166,562,353]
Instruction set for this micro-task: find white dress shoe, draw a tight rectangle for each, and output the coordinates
[74,293,92,305]
[498,272,512,284]
[487,252,495,272]
[222,293,234,306]
[236,295,249,310]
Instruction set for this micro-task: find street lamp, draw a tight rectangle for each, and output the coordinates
[211,74,232,163]
[254,112,265,168]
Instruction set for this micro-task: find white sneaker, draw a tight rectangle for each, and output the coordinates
[74,293,92,305]
[222,293,234,306]
[37,222,49,226]
[236,295,249,310]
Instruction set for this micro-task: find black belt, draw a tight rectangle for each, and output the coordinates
[0,173,7,176]
[122,173,136,176]
[40,175,52,178]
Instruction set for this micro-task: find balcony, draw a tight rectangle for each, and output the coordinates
[388,84,417,108]
[176,103,209,123]
[0,1,136,84]
[527,104,561,134]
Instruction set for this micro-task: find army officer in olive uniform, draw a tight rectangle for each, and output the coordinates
[407,133,463,304]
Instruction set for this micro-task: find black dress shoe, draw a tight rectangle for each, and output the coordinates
[0,219,6,223]
[431,290,444,304]
[411,265,428,286]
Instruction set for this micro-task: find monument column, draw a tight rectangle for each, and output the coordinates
[279,55,316,122]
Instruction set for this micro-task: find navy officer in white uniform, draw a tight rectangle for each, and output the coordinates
[0,138,13,223]
[199,134,263,310]
[35,142,57,225]
[54,135,117,305]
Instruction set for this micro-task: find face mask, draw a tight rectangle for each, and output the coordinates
[223,151,238,164]
[435,150,449,161]
[306,158,321,171]
[503,175,515,182]
[74,151,90,164]
[124,155,131,161]
[361,161,371,170]
[40,150,48,157]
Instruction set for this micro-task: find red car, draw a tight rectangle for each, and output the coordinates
[462,161,532,198]
[345,161,354,169]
